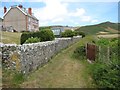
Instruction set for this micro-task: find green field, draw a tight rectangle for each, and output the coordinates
[0,31,21,44]
[76,22,119,35]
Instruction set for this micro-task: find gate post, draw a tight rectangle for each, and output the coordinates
[86,43,96,62]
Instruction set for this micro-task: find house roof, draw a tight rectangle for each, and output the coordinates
[3,5,38,21]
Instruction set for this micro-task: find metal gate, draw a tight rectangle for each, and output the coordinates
[86,43,96,61]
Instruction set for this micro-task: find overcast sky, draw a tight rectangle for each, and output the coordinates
[0,0,119,26]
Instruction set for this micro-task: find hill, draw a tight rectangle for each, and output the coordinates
[76,22,119,35]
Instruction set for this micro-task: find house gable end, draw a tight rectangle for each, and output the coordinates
[3,7,27,18]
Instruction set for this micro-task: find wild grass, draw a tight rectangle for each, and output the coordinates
[0,31,21,44]
[2,69,25,88]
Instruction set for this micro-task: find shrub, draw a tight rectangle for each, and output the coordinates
[91,39,120,88]
[20,32,32,44]
[73,45,86,60]
[96,38,110,46]
[20,30,55,44]
[61,30,75,37]
[74,31,85,38]
[91,58,120,88]
[25,37,40,44]
[39,29,55,41]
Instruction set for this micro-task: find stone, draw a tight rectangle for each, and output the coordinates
[1,36,81,74]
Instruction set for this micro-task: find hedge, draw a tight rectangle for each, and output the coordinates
[61,30,75,37]
[25,37,40,44]
[74,31,85,38]
[20,29,55,44]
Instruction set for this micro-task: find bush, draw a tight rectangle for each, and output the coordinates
[61,30,75,37]
[96,38,110,46]
[91,58,120,88]
[74,31,85,38]
[20,29,55,44]
[96,38,119,47]
[20,32,31,44]
[91,39,120,88]
[39,29,55,41]
[25,37,40,44]
[73,45,86,60]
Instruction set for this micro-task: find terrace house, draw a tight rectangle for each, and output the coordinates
[3,5,39,32]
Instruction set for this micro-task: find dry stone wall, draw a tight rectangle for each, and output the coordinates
[1,36,81,74]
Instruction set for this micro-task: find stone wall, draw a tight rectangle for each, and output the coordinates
[1,36,81,74]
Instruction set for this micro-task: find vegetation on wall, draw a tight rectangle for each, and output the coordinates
[61,30,75,37]
[39,29,55,42]
[74,31,86,37]
[25,37,40,44]
[20,29,55,44]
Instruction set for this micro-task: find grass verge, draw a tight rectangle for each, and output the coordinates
[0,31,21,44]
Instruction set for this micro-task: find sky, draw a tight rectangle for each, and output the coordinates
[0,0,119,27]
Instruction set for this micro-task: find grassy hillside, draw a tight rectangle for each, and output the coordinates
[0,31,21,44]
[76,22,119,35]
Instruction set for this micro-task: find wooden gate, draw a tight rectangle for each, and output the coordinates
[86,43,97,61]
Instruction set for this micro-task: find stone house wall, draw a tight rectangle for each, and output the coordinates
[1,36,81,74]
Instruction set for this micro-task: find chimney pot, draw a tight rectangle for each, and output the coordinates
[4,6,7,14]
[18,5,23,8]
[28,8,32,15]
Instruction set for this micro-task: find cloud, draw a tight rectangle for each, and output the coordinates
[81,16,91,22]
[69,7,98,23]
[2,0,25,2]
[70,8,85,17]
[32,0,99,26]
[1,0,119,2]
[91,19,98,23]
[51,18,64,23]
[33,0,68,25]
[1,0,99,26]
[0,7,3,18]
[34,0,99,26]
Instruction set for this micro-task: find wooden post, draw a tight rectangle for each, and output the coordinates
[98,46,100,61]
[107,47,110,61]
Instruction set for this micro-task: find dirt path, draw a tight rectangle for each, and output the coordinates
[21,37,95,88]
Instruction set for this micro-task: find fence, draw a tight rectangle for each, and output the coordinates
[86,43,118,62]
[98,46,118,64]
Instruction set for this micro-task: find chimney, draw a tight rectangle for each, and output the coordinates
[28,8,32,15]
[4,6,7,14]
[18,4,23,8]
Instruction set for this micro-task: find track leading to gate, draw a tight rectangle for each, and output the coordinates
[21,36,96,88]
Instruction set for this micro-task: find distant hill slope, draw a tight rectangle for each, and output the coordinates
[76,22,119,35]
